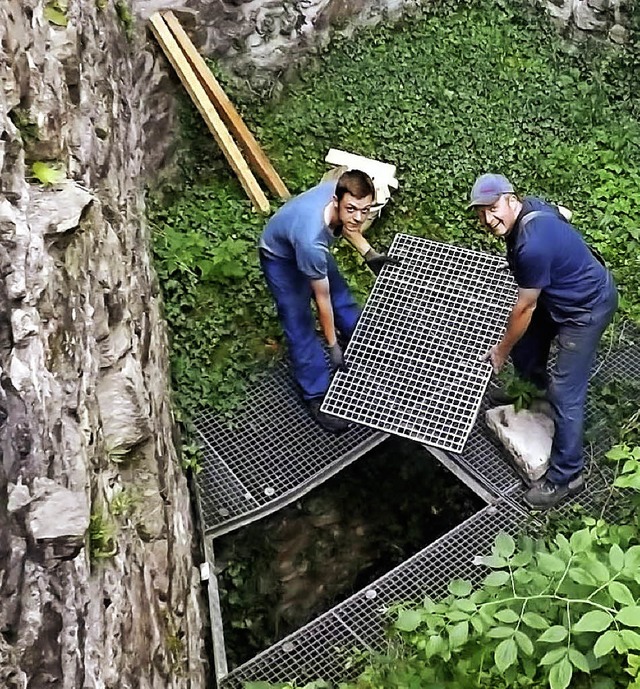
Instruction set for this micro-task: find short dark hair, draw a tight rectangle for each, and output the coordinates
[335,169,375,202]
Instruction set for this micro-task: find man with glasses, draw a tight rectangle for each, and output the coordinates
[259,169,399,433]
[468,173,618,509]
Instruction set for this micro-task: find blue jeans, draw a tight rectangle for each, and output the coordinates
[260,249,361,400]
[512,274,618,484]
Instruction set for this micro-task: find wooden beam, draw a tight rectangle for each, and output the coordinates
[162,11,290,201]
[149,12,270,213]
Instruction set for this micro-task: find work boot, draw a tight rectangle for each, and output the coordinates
[523,473,585,510]
[306,398,351,434]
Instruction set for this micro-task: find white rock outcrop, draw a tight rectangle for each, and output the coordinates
[486,404,555,482]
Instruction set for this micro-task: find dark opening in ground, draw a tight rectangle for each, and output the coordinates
[214,436,483,669]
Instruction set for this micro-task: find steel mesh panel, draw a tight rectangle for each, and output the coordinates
[220,501,526,688]
[333,500,525,650]
[220,612,364,688]
[450,396,522,496]
[195,363,386,537]
[196,440,259,523]
[322,235,517,452]
[433,322,640,505]
[213,324,639,688]
[591,322,640,383]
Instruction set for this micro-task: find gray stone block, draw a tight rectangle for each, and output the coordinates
[485,404,554,482]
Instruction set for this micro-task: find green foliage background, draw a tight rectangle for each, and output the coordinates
[149,0,640,420]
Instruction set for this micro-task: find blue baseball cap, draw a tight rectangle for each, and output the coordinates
[468,173,514,208]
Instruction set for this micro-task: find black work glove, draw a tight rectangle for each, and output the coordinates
[328,342,348,372]
[363,248,401,276]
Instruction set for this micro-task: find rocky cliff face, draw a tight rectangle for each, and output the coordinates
[0,2,206,687]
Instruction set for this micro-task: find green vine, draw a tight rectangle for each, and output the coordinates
[149,0,640,420]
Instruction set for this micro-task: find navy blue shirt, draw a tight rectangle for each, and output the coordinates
[507,197,610,325]
[259,182,337,280]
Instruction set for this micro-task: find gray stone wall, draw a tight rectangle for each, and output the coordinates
[132,0,630,96]
[0,1,206,687]
[547,0,628,42]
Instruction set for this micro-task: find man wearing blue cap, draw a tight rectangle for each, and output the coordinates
[260,169,399,433]
[468,173,618,509]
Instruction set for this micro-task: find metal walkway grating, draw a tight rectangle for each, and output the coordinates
[218,500,527,689]
[211,322,640,687]
[322,235,517,452]
[439,322,640,513]
[195,363,386,537]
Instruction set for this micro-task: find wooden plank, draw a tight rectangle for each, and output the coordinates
[162,11,290,201]
[149,12,270,213]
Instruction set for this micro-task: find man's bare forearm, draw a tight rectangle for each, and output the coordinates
[316,295,337,345]
[311,278,337,345]
[498,302,535,356]
[497,288,541,354]
[342,228,371,256]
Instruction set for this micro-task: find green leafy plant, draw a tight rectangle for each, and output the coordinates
[44,0,68,26]
[109,487,138,518]
[379,529,640,689]
[586,378,640,446]
[106,446,134,464]
[498,370,546,412]
[88,510,117,560]
[180,440,203,474]
[115,1,134,39]
[164,615,188,675]
[31,161,65,186]
[148,183,280,418]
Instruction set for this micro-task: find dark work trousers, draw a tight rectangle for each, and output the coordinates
[511,273,618,485]
[259,249,361,401]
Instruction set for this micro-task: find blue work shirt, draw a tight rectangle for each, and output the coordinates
[507,197,610,325]
[259,182,337,280]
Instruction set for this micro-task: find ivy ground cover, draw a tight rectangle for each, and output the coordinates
[149,0,640,420]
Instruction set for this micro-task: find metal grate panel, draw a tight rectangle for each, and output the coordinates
[450,395,522,497]
[434,322,640,505]
[195,363,387,537]
[209,323,639,688]
[322,235,517,452]
[219,500,527,688]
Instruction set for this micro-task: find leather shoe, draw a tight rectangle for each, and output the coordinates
[486,385,547,407]
[486,386,518,406]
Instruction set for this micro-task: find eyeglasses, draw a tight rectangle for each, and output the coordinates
[344,204,372,215]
